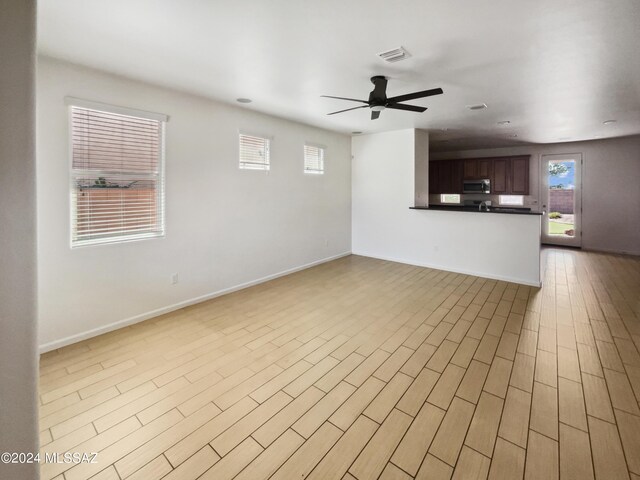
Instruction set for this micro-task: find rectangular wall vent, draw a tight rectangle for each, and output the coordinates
[377,46,410,63]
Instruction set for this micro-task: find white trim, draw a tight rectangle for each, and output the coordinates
[238,129,274,141]
[303,143,325,175]
[67,104,167,248]
[540,152,582,247]
[351,251,542,288]
[65,96,169,122]
[582,246,640,257]
[304,141,327,150]
[39,251,352,353]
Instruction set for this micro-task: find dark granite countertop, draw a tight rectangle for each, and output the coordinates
[410,205,544,216]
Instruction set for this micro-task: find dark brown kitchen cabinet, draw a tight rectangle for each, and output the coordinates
[477,158,493,179]
[492,158,509,194]
[429,160,463,194]
[463,159,477,179]
[437,160,453,194]
[464,158,492,179]
[429,160,440,194]
[429,156,528,195]
[452,160,464,193]
[509,156,530,195]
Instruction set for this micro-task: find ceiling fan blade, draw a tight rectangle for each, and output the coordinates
[321,95,369,104]
[387,87,443,104]
[371,110,381,120]
[371,76,388,100]
[327,105,368,115]
[386,103,427,113]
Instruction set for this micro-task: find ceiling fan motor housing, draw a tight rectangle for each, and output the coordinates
[322,76,442,119]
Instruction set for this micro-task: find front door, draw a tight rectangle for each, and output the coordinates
[541,153,582,247]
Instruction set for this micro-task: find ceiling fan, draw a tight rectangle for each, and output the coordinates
[322,76,443,120]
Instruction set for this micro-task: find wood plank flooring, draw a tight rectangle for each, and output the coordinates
[39,248,640,480]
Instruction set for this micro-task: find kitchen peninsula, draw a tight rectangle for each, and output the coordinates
[407,205,542,286]
[352,129,542,288]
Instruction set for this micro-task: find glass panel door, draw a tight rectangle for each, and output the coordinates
[541,153,582,247]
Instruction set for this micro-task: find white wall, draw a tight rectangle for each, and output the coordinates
[0,1,40,478]
[37,57,351,351]
[431,135,640,255]
[352,129,541,286]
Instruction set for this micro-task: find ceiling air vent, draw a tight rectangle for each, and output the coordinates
[377,46,410,63]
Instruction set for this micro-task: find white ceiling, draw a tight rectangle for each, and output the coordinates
[38,0,640,151]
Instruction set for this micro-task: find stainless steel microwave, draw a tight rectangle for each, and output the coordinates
[463,179,491,194]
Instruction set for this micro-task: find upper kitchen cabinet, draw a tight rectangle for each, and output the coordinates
[491,156,529,195]
[438,160,453,193]
[477,158,493,179]
[429,160,440,194]
[509,156,530,195]
[463,159,477,179]
[492,157,509,194]
[464,158,492,179]
[429,155,528,195]
[452,160,464,193]
[429,160,463,194]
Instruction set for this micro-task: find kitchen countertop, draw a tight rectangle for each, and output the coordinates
[410,205,544,216]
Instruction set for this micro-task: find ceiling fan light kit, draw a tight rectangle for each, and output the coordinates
[322,76,443,120]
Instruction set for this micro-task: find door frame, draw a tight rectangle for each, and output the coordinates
[540,153,583,247]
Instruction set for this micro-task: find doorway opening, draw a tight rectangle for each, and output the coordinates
[541,153,582,247]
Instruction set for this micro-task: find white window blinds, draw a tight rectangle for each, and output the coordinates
[239,133,270,170]
[70,104,166,246]
[304,144,324,174]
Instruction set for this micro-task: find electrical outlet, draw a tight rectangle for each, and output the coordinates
[324,238,329,247]
[171,273,179,285]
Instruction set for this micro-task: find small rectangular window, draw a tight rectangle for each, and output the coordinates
[440,194,461,204]
[499,195,524,206]
[239,133,270,170]
[69,101,166,247]
[304,144,325,174]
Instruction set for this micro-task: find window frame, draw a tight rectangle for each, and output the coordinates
[499,195,525,206]
[238,132,271,171]
[440,194,461,204]
[303,143,325,175]
[66,98,168,248]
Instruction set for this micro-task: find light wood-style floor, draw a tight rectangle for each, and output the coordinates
[39,248,640,480]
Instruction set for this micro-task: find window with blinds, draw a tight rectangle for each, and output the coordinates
[304,144,324,174]
[239,133,270,170]
[69,102,166,247]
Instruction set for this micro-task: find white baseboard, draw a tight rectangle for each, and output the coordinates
[352,251,542,288]
[39,251,352,353]
[582,246,640,257]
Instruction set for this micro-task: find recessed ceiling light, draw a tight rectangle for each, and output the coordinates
[603,119,616,125]
[351,131,362,135]
[509,134,518,137]
[497,120,510,125]
[236,98,252,103]
[467,103,487,111]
